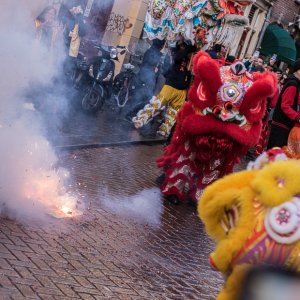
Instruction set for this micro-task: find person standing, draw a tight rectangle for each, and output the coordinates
[244,56,264,72]
[137,39,165,95]
[132,41,195,137]
[58,3,86,75]
[124,39,165,121]
[68,6,85,58]
[267,60,300,149]
[35,6,60,50]
[206,44,223,59]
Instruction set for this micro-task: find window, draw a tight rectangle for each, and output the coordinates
[248,5,258,25]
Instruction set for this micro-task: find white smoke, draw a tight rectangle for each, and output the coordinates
[101,188,164,227]
[0,0,79,220]
[0,0,160,223]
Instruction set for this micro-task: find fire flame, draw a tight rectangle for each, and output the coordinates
[22,168,83,219]
[61,205,73,216]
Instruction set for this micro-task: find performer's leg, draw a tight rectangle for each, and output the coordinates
[157,89,186,137]
[132,85,169,129]
[164,122,176,146]
[157,107,177,137]
[160,141,197,204]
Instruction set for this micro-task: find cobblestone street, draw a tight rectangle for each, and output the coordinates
[45,100,164,149]
[0,144,224,300]
[1,0,297,298]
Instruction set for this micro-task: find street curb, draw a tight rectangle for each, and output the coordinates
[54,138,165,151]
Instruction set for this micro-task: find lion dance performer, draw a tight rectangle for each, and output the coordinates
[132,42,195,137]
[199,149,300,300]
[157,52,277,204]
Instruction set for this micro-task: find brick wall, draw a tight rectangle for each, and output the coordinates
[270,0,300,26]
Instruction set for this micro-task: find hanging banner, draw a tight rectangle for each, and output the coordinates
[144,0,210,42]
[144,0,254,46]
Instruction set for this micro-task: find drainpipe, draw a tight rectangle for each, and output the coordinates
[255,5,273,51]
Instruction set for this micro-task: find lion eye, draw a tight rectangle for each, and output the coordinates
[197,83,207,102]
[221,205,239,234]
[249,101,261,114]
[219,83,243,104]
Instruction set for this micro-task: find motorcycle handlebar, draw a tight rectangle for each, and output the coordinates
[91,43,140,58]
[116,46,140,57]
[93,44,125,53]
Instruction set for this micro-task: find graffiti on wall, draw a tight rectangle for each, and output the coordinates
[106,12,132,35]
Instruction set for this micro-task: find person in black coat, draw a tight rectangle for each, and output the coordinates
[125,39,165,120]
[268,61,300,149]
[58,4,86,53]
[132,41,196,137]
[57,3,86,75]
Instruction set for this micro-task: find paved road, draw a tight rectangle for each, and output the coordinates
[36,85,164,149]
[0,144,224,300]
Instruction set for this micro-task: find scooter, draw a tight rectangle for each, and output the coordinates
[112,48,143,111]
[112,62,137,109]
[81,44,125,113]
[70,52,90,90]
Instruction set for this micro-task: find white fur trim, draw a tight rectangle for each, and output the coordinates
[265,197,300,244]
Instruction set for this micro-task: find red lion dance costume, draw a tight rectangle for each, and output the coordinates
[157,52,277,203]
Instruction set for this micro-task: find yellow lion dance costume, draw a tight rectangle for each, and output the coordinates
[199,149,300,300]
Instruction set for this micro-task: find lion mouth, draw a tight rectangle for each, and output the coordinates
[198,107,248,127]
[221,205,239,234]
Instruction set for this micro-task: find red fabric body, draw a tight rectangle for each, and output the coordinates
[157,52,277,202]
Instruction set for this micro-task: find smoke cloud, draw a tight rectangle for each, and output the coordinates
[0,0,79,220]
[101,188,164,227]
[0,0,162,225]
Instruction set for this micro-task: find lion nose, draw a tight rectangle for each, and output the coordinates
[212,105,221,115]
[224,102,234,111]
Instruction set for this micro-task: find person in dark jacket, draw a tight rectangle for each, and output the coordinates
[267,60,300,149]
[206,44,222,59]
[132,41,196,137]
[57,2,86,51]
[125,39,165,120]
[225,55,236,65]
[244,56,264,72]
[138,39,165,92]
[58,3,86,75]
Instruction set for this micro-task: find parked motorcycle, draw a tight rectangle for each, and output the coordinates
[81,44,126,113]
[70,52,90,89]
[112,63,135,108]
[112,49,143,112]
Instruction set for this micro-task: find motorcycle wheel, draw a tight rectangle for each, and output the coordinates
[116,87,129,107]
[82,88,104,113]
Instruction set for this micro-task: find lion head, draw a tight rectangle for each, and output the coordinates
[199,158,300,275]
[183,52,277,151]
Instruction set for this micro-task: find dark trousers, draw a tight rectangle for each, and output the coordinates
[267,124,290,149]
[124,82,154,119]
[164,122,176,146]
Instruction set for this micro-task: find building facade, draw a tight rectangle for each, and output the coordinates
[232,0,300,59]
[270,0,300,27]
[101,0,149,72]
[229,0,272,58]
[39,0,300,67]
